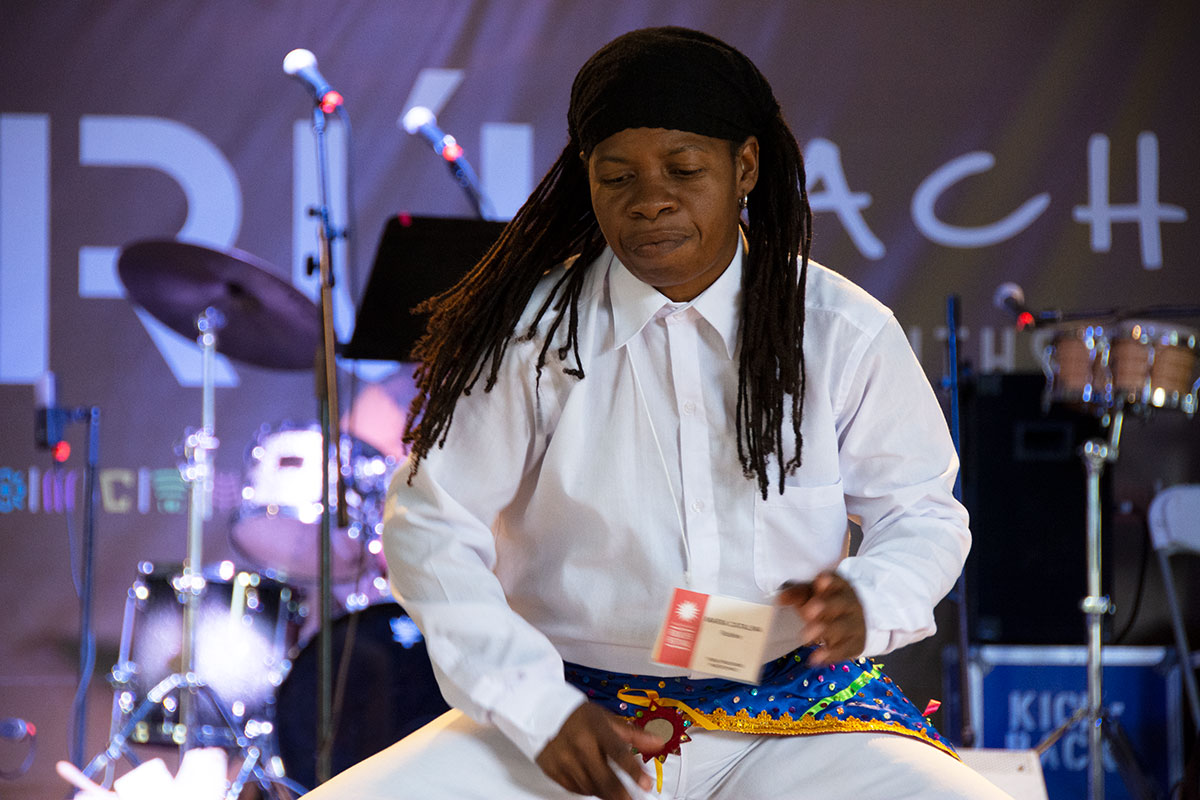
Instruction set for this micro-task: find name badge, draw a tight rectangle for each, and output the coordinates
[650,587,774,683]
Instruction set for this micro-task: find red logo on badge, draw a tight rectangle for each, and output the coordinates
[653,588,708,668]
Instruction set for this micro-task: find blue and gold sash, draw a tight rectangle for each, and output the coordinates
[564,646,956,764]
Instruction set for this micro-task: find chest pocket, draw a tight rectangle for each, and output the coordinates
[752,480,849,593]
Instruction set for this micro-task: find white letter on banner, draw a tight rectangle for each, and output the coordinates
[979,326,1015,374]
[79,115,241,386]
[399,68,465,121]
[912,152,1049,247]
[0,114,50,384]
[804,138,885,260]
[1008,689,1037,731]
[481,122,533,221]
[1072,132,1187,270]
[292,119,354,343]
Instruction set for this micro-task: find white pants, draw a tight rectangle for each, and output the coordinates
[299,709,1013,799]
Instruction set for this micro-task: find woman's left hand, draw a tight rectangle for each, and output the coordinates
[776,570,867,665]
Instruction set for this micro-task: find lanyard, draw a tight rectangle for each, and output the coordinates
[625,317,694,589]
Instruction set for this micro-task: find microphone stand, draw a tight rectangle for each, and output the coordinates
[1028,304,1200,327]
[944,295,975,747]
[443,154,493,220]
[305,101,349,787]
[68,405,101,768]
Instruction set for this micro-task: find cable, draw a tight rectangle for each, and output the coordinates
[1111,503,1152,644]
[59,458,94,768]
[0,722,36,780]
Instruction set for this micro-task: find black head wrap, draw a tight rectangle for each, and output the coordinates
[568,27,782,155]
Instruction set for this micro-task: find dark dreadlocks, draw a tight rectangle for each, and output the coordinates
[403,27,812,498]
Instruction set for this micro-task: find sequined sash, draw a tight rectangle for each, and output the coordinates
[563,646,957,759]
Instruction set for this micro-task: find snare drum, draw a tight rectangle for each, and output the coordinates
[1108,320,1199,414]
[110,563,300,747]
[231,423,396,582]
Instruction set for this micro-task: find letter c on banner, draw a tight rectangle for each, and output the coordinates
[100,468,135,513]
[912,151,1049,248]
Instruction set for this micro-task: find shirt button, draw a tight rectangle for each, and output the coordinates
[691,500,705,513]
[682,400,696,415]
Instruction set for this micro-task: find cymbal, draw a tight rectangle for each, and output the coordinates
[118,240,322,370]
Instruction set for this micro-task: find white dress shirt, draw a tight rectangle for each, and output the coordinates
[383,245,970,761]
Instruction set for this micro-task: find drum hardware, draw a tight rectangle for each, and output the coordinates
[83,241,323,798]
[1032,309,1198,800]
[1034,423,1159,800]
[97,563,306,798]
[230,423,394,584]
[89,672,305,799]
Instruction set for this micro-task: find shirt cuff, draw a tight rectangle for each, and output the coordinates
[835,559,916,659]
[486,677,589,761]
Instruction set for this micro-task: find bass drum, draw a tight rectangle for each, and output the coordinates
[274,603,450,790]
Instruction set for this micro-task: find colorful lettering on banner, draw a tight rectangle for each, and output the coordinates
[0,467,27,513]
[0,466,249,515]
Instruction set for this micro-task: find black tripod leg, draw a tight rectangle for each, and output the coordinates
[1101,713,1163,800]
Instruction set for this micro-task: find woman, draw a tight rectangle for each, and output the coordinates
[306,26,1010,800]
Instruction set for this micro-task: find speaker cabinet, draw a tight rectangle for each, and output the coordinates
[962,373,1111,644]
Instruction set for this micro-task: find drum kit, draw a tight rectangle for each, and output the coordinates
[1039,314,1198,800]
[81,240,447,797]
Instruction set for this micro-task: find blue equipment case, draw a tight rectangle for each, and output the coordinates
[944,645,1187,800]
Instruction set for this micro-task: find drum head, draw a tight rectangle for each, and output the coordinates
[274,603,449,790]
[118,565,299,747]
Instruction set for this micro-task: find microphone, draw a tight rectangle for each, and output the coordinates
[400,107,492,219]
[993,282,1038,331]
[34,371,66,456]
[283,49,343,113]
[401,107,465,162]
[0,717,35,741]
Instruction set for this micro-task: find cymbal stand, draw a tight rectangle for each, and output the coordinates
[177,306,223,750]
[89,308,296,797]
[1036,406,1157,800]
[86,673,305,799]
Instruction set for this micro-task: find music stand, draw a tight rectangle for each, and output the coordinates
[342,215,507,362]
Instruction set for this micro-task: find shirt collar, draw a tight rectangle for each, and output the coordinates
[608,238,743,359]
